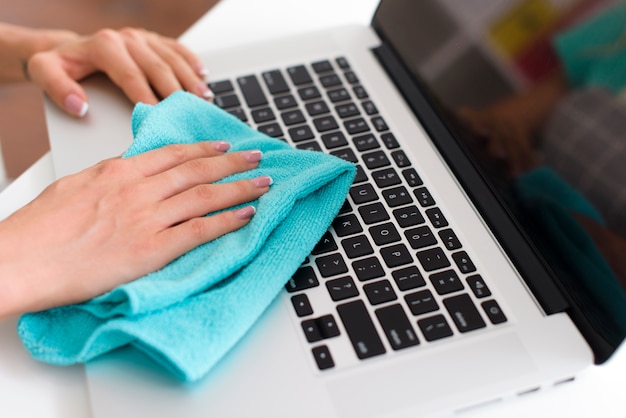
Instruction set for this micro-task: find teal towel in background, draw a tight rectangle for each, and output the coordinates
[17,91,355,382]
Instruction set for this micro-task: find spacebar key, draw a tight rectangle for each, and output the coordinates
[337,300,386,359]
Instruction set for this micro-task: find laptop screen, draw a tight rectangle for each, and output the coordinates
[372,0,626,361]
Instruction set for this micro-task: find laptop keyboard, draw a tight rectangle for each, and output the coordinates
[210,57,507,372]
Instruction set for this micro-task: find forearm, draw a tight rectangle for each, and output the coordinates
[0,22,78,83]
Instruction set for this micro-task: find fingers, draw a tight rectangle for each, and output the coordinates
[157,175,272,226]
[146,149,264,200]
[27,52,90,117]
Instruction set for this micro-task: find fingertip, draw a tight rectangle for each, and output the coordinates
[234,205,256,220]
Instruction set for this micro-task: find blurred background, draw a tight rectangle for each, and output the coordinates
[0,0,219,181]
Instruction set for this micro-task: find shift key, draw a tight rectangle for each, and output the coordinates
[337,300,386,359]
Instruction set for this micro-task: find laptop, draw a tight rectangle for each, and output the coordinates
[43,0,625,416]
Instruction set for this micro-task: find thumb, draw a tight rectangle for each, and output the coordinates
[27,52,90,118]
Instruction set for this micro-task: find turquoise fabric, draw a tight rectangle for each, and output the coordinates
[17,91,356,382]
[553,3,626,94]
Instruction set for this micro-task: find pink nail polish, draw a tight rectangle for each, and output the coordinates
[242,150,263,163]
[235,206,256,220]
[250,176,273,188]
[197,83,214,100]
[213,141,231,152]
[65,93,89,117]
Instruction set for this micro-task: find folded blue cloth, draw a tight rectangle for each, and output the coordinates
[17,91,355,382]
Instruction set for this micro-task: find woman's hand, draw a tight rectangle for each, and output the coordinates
[0,141,270,318]
[27,27,212,117]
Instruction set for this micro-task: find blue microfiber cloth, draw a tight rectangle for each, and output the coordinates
[17,91,355,382]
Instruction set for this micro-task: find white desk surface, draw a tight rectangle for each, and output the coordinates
[0,0,623,417]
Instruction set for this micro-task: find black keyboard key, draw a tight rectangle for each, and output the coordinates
[380,243,413,268]
[312,231,338,255]
[404,225,437,250]
[375,304,419,350]
[358,202,390,225]
[312,60,333,73]
[317,314,341,338]
[372,168,401,188]
[227,108,247,122]
[336,103,361,119]
[352,256,385,282]
[301,319,323,342]
[362,150,391,170]
[341,235,374,259]
[405,289,439,316]
[430,270,464,295]
[288,65,313,85]
[452,251,477,274]
[382,186,413,207]
[482,300,507,324]
[298,85,322,101]
[467,275,491,298]
[336,56,350,69]
[274,94,298,109]
[251,107,275,124]
[417,247,450,272]
[353,85,369,99]
[344,71,360,85]
[257,122,283,138]
[320,73,342,88]
[285,266,319,292]
[215,93,240,109]
[315,253,349,278]
[362,100,378,115]
[426,207,448,228]
[391,150,411,168]
[349,183,379,204]
[327,87,350,103]
[326,276,360,301]
[296,141,322,152]
[414,187,436,207]
[291,294,314,317]
[306,100,330,116]
[354,165,368,184]
[237,75,268,108]
[444,294,486,333]
[313,115,339,132]
[282,109,306,126]
[321,131,348,149]
[344,118,370,135]
[262,70,290,95]
[288,125,314,142]
[331,148,358,163]
[439,229,462,251]
[337,300,386,359]
[364,279,397,305]
[392,266,426,291]
[369,222,401,246]
[418,314,453,341]
[402,168,423,187]
[208,80,234,94]
[393,205,425,227]
[381,132,400,149]
[353,134,379,152]
[371,116,389,132]
[333,213,363,236]
[339,200,352,214]
[312,345,335,370]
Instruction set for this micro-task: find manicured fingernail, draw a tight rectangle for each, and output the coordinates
[197,83,214,100]
[193,62,210,79]
[213,141,231,152]
[65,93,89,117]
[250,175,273,188]
[235,205,256,220]
[242,150,263,163]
